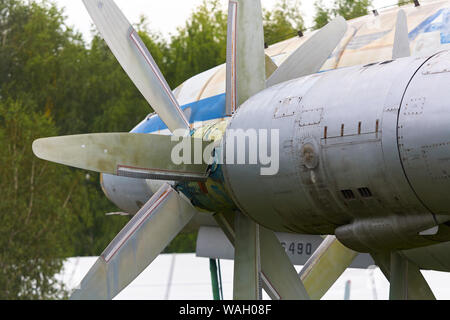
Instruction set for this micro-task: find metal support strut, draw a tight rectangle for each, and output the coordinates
[209,259,223,300]
[388,251,435,300]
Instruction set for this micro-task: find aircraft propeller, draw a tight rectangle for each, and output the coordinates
[31,0,420,300]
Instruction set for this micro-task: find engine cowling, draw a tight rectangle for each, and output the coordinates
[100,174,163,214]
[222,51,450,252]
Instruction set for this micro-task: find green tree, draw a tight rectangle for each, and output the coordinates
[66,172,130,257]
[0,99,75,299]
[0,0,132,298]
[165,0,306,86]
[313,0,372,29]
[166,0,227,88]
[313,0,332,29]
[264,0,304,46]
[0,0,87,132]
[398,0,411,6]
[334,0,372,20]
[87,16,170,134]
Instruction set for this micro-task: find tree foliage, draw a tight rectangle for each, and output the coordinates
[398,0,412,6]
[0,99,72,299]
[0,0,308,299]
[165,0,227,87]
[0,0,130,299]
[313,0,373,29]
[263,0,304,46]
[313,1,333,30]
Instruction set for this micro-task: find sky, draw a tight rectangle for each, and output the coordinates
[53,0,395,42]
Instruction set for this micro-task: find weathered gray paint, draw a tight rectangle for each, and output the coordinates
[33,133,210,181]
[226,0,266,115]
[71,183,197,300]
[392,10,411,60]
[223,52,450,252]
[398,50,450,218]
[389,252,436,300]
[266,16,347,88]
[101,174,157,214]
[259,226,310,300]
[233,212,260,300]
[211,216,315,300]
[402,239,450,272]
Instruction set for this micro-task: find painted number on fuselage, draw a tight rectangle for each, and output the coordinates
[280,242,313,256]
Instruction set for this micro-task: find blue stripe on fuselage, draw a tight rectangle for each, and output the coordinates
[131,93,227,134]
[133,5,450,135]
[133,7,450,135]
[408,8,450,43]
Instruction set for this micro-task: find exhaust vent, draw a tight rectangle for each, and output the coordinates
[341,190,356,200]
[358,187,373,198]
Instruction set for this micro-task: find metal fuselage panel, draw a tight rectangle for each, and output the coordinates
[101,174,168,215]
[100,51,450,252]
[398,50,450,217]
[223,53,450,251]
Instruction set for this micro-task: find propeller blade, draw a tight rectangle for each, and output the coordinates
[226,1,266,298]
[226,0,266,115]
[70,183,198,300]
[299,235,357,300]
[266,16,348,88]
[82,0,189,133]
[32,133,211,182]
[392,9,411,59]
[214,212,309,300]
[371,252,435,300]
[233,212,261,300]
[260,226,310,300]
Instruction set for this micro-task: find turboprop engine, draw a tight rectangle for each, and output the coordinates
[103,50,450,253]
[219,50,450,252]
[32,0,450,300]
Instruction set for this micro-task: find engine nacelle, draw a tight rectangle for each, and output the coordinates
[100,174,164,215]
[222,51,450,252]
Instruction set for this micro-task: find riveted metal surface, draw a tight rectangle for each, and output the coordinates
[222,52,450,250]
[223,75,323,234]
[273,96,301,119]
[299,108,324,127]
[398,50,450,218]
[94,1,450,252]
